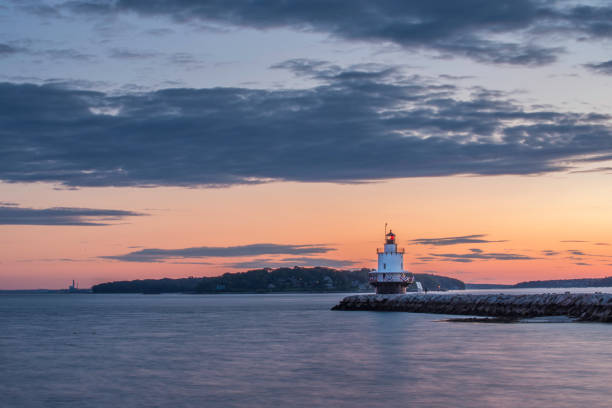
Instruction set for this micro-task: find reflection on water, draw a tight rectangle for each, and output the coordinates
[1,292,611,408]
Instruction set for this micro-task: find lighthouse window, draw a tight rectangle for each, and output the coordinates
[383,263,386,269]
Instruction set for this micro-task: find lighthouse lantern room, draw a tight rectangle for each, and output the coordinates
[369,229,414,294]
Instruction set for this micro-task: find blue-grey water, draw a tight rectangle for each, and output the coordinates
[1,291,611,408]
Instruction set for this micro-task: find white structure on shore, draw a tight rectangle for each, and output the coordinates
[369,229,414,294]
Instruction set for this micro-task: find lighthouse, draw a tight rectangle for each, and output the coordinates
[369,229,414,294]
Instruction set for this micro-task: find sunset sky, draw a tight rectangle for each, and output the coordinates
[2,0,612,289]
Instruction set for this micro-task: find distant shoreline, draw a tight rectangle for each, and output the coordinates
[3,275,612,294]
[90,268,465,294]
[0,289,92,294]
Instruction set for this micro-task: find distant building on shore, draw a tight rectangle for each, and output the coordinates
[64,280,90,293]
[369,229,414,294]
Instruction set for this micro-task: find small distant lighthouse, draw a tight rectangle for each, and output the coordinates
[369,228,414,294]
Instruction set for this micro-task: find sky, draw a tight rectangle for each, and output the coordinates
[2,0,612,289]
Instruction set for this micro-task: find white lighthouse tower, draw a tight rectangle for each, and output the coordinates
[369,229,414,294]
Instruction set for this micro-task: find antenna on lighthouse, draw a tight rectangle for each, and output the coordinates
[385,222,387,236]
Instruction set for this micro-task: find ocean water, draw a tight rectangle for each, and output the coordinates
[1,292,611,408]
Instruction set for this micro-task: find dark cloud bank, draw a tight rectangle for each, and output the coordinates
[60,0,612,66]
[0,204,144,225]
[2,61,612,188]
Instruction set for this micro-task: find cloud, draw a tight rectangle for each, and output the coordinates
[102,243,335,263]
[109,48,159,60]
[566,249,612,259]
[144,28,174,36]
[54,1,612,66]
[410,234,506,246]
[570,166,612,174]
[416,256,437,262]
[0,43,21,56]
[541,250,560,256]
[19,4,64,18]
[225,257,358,269]
[280,257,360,268]
[1,62,612,188]
[17,257,94,263]
[575,154,612,163]
[584,60,612,75]
[430,248,536,262]
[0,204,145,226]
[42,48,94,61]
[0,41,94,61]
[166,53,207,69]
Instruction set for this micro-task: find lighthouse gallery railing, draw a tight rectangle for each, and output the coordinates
[376,248,405,254]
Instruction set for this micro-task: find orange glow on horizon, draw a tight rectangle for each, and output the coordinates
[1,171,611,289]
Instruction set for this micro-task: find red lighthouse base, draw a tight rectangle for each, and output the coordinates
[371,282,408,294]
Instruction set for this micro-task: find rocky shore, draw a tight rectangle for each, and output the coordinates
[331,292,612,322]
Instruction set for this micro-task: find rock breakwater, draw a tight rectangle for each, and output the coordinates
[331,293,612,322]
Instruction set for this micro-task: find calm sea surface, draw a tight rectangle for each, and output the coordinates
[1,290,611,408]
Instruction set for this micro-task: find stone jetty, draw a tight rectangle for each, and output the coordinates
[331,292,612,322]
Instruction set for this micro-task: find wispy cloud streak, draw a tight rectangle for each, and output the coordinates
[0,204,145,226]
[102,244,335,263]
[428,248,536,263]
[410,234,506,246]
